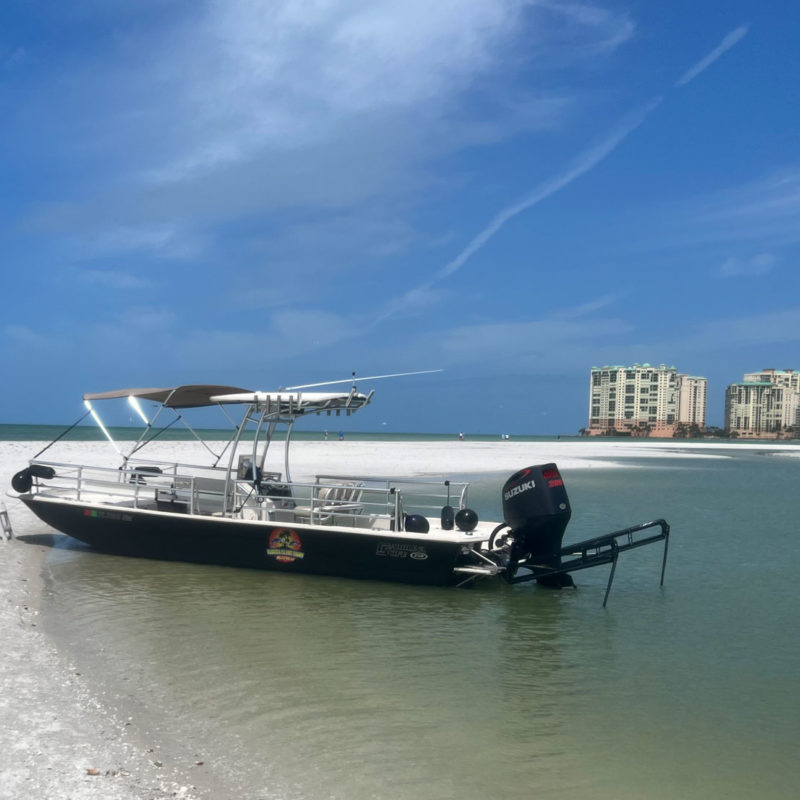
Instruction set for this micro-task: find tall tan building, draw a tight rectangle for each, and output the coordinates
[725,369,800,437]
[678,375,708,429]
[587,364,706,437]
[586,363,679,437]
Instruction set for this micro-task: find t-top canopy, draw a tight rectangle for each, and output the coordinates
[83,385,253,409]
[82,385,372,414]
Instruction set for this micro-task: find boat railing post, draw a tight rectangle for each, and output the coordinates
[389,487,399,530]
[76,466,83,501]
[311,483,323,524]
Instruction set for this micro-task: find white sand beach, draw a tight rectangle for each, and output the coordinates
[2,435,800,798]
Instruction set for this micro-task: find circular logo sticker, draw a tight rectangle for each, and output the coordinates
[267,528,305,563]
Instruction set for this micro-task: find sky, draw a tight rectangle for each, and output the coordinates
[2,0,799,434]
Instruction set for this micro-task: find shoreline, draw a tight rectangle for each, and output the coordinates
[1,445,222,799]
[2,436,799,798]
[0,532,211,799]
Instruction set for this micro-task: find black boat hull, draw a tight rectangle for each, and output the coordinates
[21,497,464,586]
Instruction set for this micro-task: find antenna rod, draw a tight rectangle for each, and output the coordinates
[285,369,442,391]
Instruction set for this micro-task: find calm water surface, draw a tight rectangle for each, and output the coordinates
[34,449,800,799]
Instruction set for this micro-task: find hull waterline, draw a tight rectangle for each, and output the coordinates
[21,496,464,586]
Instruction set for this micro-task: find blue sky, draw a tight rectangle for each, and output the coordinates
[2,0,799,434]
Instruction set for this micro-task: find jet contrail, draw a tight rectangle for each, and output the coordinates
[375,97,661,322]
[376,23,748,325]
[675,25,749,87]
[436,98,662,282]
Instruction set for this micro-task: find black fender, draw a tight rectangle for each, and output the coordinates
[11,469,32,493]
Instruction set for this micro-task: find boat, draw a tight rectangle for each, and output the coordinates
[8,380,670,604]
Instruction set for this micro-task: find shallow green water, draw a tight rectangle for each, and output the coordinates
[31,449,800,799]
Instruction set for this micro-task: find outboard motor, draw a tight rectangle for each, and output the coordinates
[501,463,574,588]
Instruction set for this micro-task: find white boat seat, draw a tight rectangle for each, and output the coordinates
[293,482,365,525]
[319,483,364,512]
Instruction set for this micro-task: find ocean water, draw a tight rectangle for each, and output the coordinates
[21,447,800,799]
[0,422,571,442]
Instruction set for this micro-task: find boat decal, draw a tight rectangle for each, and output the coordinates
[83,508,133,522]
[267,528,305,563]
[376,542,428,560]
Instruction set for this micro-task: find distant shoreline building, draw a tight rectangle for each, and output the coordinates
[586,364,707,438]
[678,375,708,430]
[725,368,800,438]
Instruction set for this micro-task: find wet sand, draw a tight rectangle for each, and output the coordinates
[0,527,211,799]
[3,436,799,798]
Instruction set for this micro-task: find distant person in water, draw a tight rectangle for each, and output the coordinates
[458,432,464,440]
[324,430,328,440]
[338,431,344,440]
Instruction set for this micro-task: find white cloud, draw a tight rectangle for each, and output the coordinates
[438,316,630,364]
[695,167,800,246]
[77,224,205,261]
[269,309,356,354]
[550,294,618,319]
[694,307,800,347]
[540,1,635,57]
[250,212,417,266]
[141,0,536,184]
[33,1,633,200]
[4,324,54,349]
[719,253,777,277]
[13,0,642,347]
[639,166,800,256]
[371,297,633,374]
[708,169,800,222]
[24,214,208,262]
[114,306,177,332]
[75,269,152,289]
[628,306,800,370]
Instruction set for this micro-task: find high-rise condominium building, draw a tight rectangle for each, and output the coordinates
[587,364,707,437]
[678,375,708,428]
[742,368,800,391]
[725,369,800,437]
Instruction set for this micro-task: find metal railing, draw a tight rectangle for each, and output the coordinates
[315,474,468,514]
[24,460,468,532]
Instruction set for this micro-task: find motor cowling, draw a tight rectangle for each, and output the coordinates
[502,463,573,586]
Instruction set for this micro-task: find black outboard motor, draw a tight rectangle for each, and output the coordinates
[502,463,574,588]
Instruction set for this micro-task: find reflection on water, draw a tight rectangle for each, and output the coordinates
[36,451,800,799]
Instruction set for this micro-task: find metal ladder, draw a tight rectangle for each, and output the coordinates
[505,519,670,606]
[0,502,13,540]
